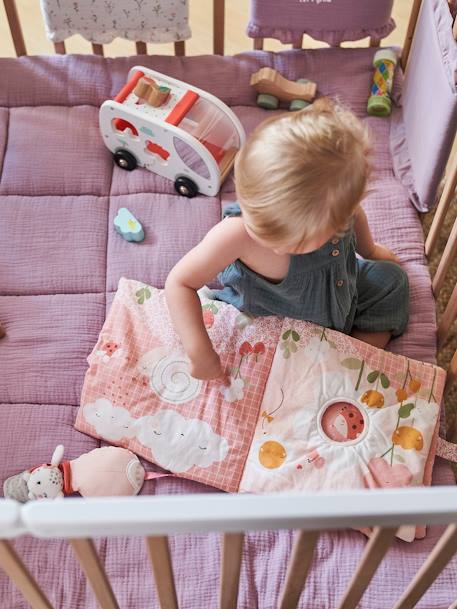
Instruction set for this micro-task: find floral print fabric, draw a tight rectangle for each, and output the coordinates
[40,0,190,44]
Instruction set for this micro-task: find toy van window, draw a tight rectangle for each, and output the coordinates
[112,118,139,139]
[177,98,241,167]
[173,138,211,179]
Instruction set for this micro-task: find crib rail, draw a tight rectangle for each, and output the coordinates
[1,488,457,609]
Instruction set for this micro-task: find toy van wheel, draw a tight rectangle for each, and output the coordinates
[256,93,279,110]
[114,149,137,171]
[174,176,198,198]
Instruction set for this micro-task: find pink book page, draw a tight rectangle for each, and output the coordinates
[75,278,281,492]
[239,321,446,541]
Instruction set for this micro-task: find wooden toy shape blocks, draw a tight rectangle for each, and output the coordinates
[251,68,317,110]
[114,208,145,242]
[134,76,171,107]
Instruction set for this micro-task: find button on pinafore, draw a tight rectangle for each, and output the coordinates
[213,203,410,337]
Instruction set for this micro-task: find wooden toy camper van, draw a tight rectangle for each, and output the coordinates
[100,66,246,197]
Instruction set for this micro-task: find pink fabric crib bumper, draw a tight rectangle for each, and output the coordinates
[75,278,446,540]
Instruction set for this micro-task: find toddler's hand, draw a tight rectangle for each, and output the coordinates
[189,350,230,385]
[367,243,400,265]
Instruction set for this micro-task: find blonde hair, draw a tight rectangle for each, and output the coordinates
[234,98,372,246]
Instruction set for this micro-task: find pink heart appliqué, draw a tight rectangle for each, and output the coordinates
[364,457,412,488]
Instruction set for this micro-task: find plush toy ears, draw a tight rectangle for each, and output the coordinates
[3,472,30,503]
[51,445,64,466]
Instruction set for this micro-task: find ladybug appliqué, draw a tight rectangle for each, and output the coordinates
[321,401,365,443]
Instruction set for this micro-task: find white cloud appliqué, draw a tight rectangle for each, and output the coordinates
[83,398,137,442]
[136,409,229,472]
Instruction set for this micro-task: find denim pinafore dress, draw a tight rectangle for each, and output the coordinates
[213,203,409,337]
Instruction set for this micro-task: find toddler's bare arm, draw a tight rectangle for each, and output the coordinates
[165,218,249,381]
[353,206,400,263]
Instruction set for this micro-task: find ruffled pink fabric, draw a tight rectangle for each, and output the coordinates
[247,19,395,46]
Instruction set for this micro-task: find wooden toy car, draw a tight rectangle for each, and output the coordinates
[251,67,317,111]
[100,66,246,197]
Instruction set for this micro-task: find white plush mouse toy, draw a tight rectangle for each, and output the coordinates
[4,444,170,502]
[22,445,65,500]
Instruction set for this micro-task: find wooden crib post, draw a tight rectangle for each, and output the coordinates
[432,213,457,297]
[425,149,457,258]
[393,523,457,609]
[220,533,244,609]
[69,539,121,609]
[0,540,54,609]
[445,349,457,393]
[369,37,381,48]
[174,41,185,56]
[336,527,397,609]
[146,536,179,609]
[92,44,104,56]
[401,0,422,71]
[54,42,66,54]
[136,42,147,55]
[278,530,319,609]
[3,0,27,56]
[213,0,225,55]
[438,280,457,347]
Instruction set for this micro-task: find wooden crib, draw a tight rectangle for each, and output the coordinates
[1,1,457,608]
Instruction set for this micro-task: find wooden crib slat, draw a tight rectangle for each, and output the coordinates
[445,349,457,394]
[401,0,423,71]
[54,42,66,54]
[3,0,27,56]
[253,38,264,50]
[336,527,397,609]
[92,44,104,56]
[369,37,380,47]
[220,533,244,609]
[278,530,319,609]
[146,536,179,609]
[393,523,457,609]
[432,214,457,297]
[425,149,457,258]
[69,539,120,609]
[174,41,185,57]
[136,41,147,55]
[438,280,457,347]
[0,540,54,609]
[213,0,225,55]
[292,37,303,49]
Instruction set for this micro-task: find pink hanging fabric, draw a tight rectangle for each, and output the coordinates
[246,0,395,46]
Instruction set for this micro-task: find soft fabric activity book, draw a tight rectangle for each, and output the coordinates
[75,278,446,541]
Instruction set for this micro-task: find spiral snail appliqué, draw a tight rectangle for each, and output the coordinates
[150,354,202,404]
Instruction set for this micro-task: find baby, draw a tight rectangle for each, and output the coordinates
[165,98,409,383]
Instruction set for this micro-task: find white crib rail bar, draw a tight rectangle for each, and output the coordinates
[0,499,23,539]
[16,487,457,539]
[3,490,457,609]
